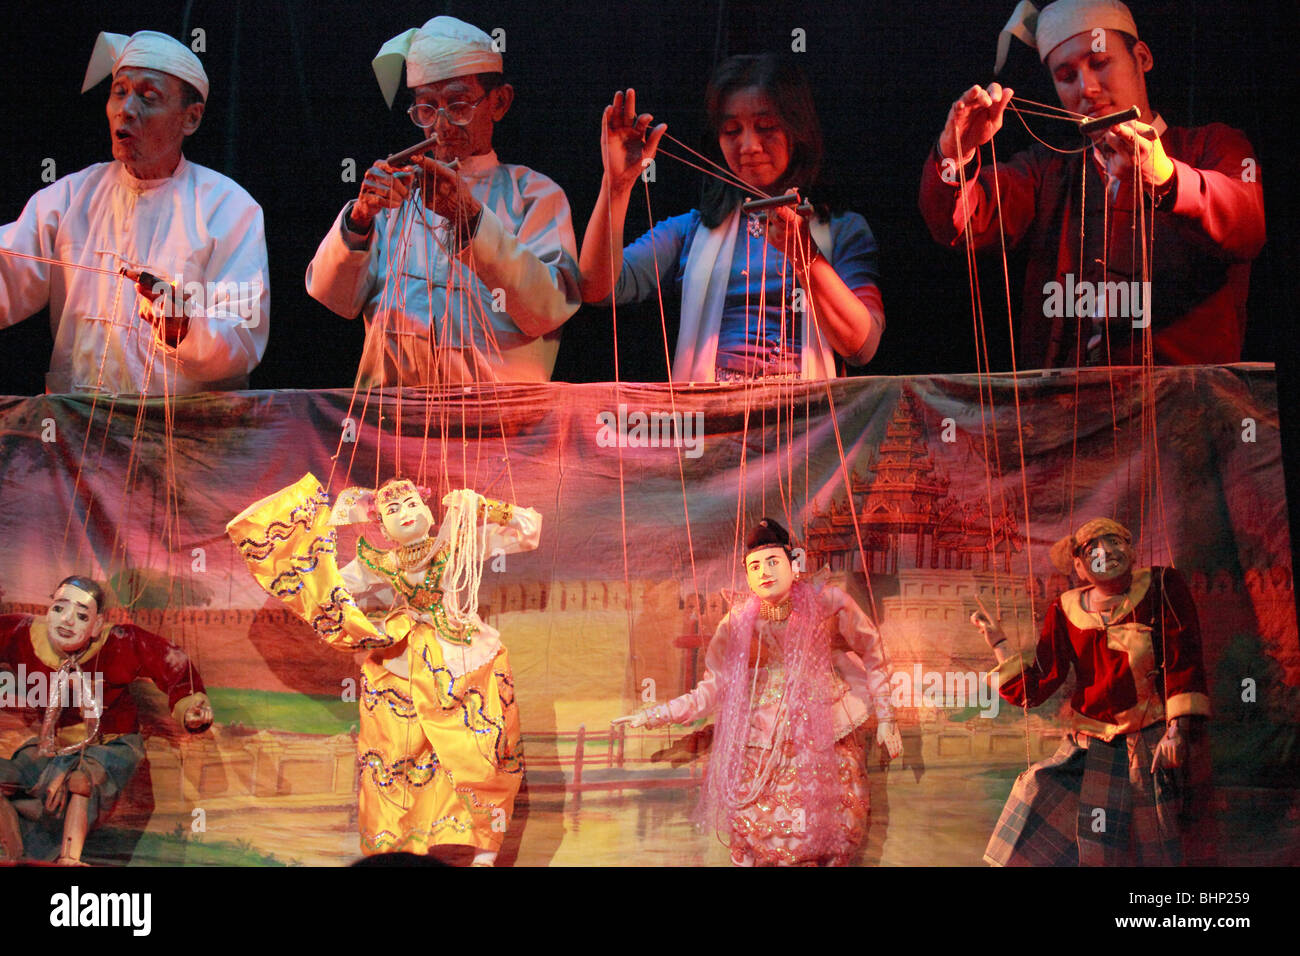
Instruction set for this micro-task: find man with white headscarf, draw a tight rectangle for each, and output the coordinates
[0,30,269,396]
[306,16,581,386]
[919,0,1264,368]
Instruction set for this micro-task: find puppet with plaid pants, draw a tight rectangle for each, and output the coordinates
[972,518,1212,865]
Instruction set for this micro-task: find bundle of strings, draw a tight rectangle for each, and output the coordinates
[434,488,487,633]
[698,580,841,859]
[38,658,101,758]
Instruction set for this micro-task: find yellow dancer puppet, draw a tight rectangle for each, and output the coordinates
[227,474,540,865]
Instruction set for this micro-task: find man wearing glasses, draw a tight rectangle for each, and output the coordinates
[306,16,581,386]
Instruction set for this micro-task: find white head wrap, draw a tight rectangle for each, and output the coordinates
[995,0,1140,73]
[372,16,502,108]
[82,30,209,101]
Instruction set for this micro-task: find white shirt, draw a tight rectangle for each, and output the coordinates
[0,156,270,395]
[305,150,580,386]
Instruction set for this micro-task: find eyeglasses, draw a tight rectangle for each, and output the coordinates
[407,94,488,129]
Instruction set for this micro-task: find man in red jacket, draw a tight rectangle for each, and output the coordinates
[919,0,1265,368]
[0,576,211,864]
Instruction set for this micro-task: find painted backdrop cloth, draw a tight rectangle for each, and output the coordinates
[306,150,580,385]
[919,122,1265,367]
[227,473,539,854]
[0,157,269,395]
[0,368,1292,865]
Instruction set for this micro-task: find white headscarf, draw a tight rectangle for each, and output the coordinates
[996,0,1140,73]
[82,30,209,101]
[372,16,502,108]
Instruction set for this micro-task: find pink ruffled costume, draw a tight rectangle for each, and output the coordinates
[646,580,895,865]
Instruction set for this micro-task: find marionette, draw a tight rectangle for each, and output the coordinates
[0,576,212,864]
[614,517,901,865]
[972,517,1212,864]
[227,474,540,866]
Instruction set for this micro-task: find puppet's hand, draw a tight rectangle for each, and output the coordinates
[611,711,649,729]
[877,719,903,759]
[970,610,1006,649]
[442,489,481,515]
[1150,719,1187,773]
[43,768,72,816]
[184,699,214,732]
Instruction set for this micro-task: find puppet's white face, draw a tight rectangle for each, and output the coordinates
[746,546,794,605]
[1074,533,1134,586]
[380,492,434,545]
[46,584,103,655]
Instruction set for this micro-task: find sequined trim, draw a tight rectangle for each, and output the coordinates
[359,749,438,790]
[419,645,523,775]
[728,737,870,866]
[360,769,511,852]
[267,534,337,596]
[308,585,392,648]
[355,538,478,645]
[360,670,417,720]
[234,489,331,560]
[362,818,474,852]
[482,498,513,525]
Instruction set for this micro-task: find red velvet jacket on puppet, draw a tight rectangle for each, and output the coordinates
[996,566,1210,738]
[0,615,209,738]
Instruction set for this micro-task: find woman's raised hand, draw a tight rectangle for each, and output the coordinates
[601,88,667,193]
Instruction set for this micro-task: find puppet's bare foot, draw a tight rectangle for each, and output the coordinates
[55,854,88,866]
[0,798,23,860]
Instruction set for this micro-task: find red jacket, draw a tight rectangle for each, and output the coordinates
[0,614,209,738]
[993,567,1210,739]
[919,122,1265,367]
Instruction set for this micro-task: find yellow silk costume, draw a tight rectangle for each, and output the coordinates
[227,474,540,856]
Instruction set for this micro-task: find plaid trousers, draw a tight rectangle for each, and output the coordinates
[985,722,1213,866]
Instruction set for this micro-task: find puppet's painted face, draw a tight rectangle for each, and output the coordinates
[718,86,791,191]
[1045,29,1153,129]
[746,546,794,604]
[46,583,103,655]
[1074,532,1134,585]
[380,490,434,545]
